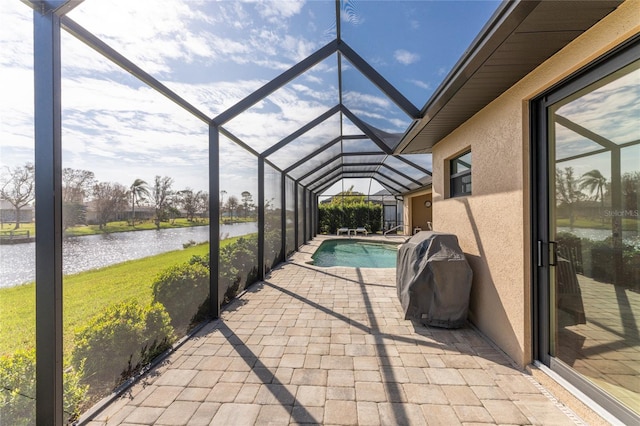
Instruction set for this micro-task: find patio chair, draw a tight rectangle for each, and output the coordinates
[336,227,349,236]
[354,227,368,236]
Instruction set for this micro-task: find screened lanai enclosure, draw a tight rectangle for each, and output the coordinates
[0,0,506,423]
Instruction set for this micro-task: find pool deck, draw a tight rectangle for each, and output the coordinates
[86,235,588,425]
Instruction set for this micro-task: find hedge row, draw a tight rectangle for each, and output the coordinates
[318,203,382,234]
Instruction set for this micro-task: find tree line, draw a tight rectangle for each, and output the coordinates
[219,189,256,221]
[0,163,213,230]
[556,166,639,228]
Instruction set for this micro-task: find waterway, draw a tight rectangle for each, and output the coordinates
[557,227,639,244]
[0,222,257,288]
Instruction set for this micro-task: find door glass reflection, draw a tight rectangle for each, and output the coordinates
[550,62,640,414]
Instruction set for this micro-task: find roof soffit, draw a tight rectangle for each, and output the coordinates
[396,0,624,154]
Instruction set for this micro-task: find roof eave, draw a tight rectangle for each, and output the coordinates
[394,0,623,155]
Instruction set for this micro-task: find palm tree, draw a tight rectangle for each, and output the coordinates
[129,178,150,226]
[580,169,607,224]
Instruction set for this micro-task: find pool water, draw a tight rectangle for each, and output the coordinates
[311,239,398,268]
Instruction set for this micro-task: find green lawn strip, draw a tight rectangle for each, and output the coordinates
[0,222,35,237]
[0,236,246,357]
[64,218,210,237]
[556,217,638,231]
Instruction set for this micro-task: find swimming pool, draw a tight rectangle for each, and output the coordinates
[311,239,399,268]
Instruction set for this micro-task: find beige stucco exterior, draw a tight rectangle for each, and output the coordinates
[403,189,432,234]
[414,1,639,367]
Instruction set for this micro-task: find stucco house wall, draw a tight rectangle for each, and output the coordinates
[410,193,432,232]
[429,0,639,366]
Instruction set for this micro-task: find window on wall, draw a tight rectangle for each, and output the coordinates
[450,150,472,197]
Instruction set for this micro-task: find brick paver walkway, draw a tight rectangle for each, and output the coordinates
[86,237,582,425]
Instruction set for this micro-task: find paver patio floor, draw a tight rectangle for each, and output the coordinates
[87,237,584,425]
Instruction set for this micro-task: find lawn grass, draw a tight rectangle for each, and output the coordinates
[0,222,35,236]
[556,217,638,231]
[0,237,244,357]
[0,219,211,238]
[64,218,209,237]
[0,217,260,238]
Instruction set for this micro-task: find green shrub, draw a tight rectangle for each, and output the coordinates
[189,252,210,269]
[71,301,174,387]
[219,236,258,303]
[182,235,261,307]
[318,203,382,234]
[152,262,210,329]
[0,348,87,425]
[264,229,283,270]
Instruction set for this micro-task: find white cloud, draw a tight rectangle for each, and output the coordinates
[1,0,425,194]
[343,91,390,110]
[281,35,317,62]
[408,79,431,90]
[0,2,32,70]
[66,0,214,76]
[557,70,640,145]
[394,49,420,66]
[255,0,305,21]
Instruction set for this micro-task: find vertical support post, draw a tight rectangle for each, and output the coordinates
[281,172,287,260]
[312,191,316,237]
[294,183,299,249]
[34,6,63,425]
[314,194,318,237]
[309,195,318,239]
[313,192,317,237]
[258,158,265,280]
[302,188,307,243]
[209,125,220,318]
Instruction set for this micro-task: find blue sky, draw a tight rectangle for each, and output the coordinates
[0,0,505,198]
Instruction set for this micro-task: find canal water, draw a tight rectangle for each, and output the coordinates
[0,222,257,288]
[557,227,639,244]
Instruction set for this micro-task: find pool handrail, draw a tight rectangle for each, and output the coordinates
[384,224,407,237]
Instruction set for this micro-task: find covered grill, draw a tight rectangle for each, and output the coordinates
[397,232,473,328]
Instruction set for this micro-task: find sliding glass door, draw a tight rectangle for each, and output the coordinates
[534,39,639,423]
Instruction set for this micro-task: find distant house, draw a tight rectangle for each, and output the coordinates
[0,199,34,224]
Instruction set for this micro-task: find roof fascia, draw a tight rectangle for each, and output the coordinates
[394,0,539,153]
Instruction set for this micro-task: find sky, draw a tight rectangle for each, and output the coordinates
[0,0,505,198]
[554,67,640,181]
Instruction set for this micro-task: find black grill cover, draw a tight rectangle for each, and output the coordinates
[397,231,472,328]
